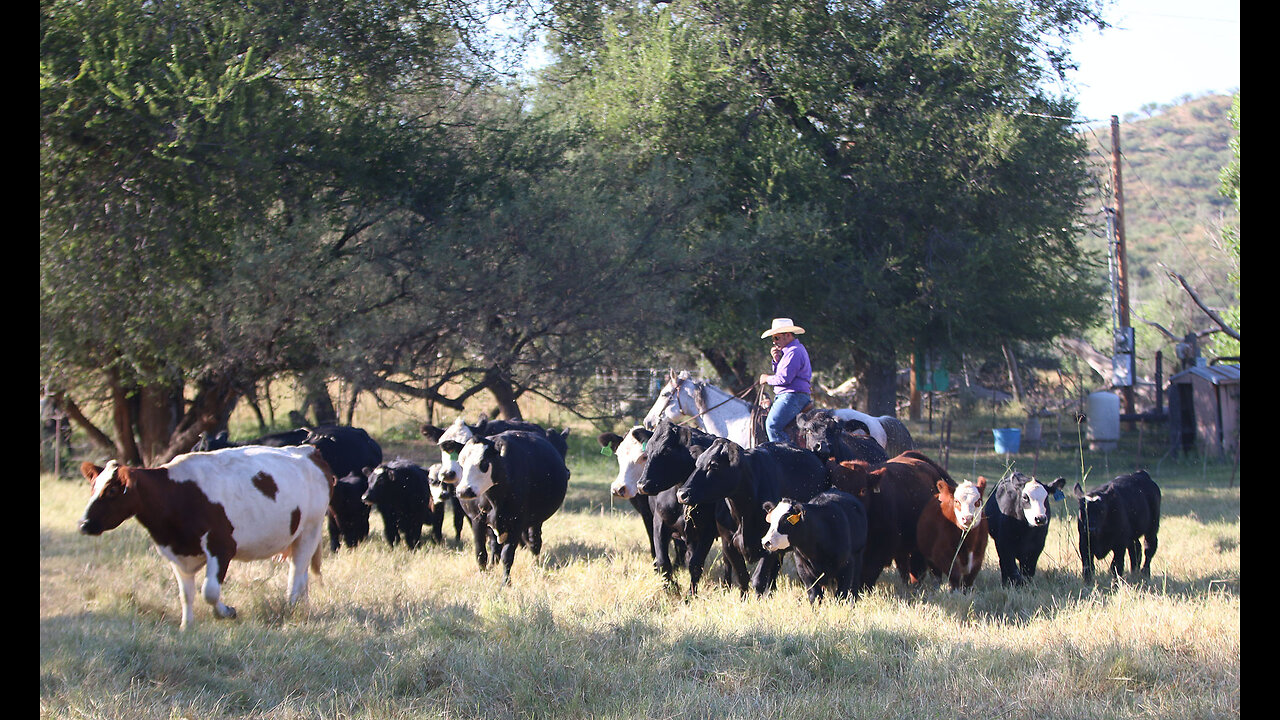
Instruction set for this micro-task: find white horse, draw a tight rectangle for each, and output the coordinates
[641,370,913,455]
[641,371,757,447]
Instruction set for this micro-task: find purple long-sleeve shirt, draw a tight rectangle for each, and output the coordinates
[763,339,812,394]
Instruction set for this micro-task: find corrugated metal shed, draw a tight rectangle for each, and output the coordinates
[1168,364,1240,458]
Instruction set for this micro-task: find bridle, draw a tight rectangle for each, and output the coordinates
[658,372,760,430]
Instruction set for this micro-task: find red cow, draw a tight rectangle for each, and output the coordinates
[916,477,989,591]
[78,445,334,630]
[825,450,956,590]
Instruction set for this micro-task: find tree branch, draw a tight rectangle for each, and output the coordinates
[1168,271,1240,341]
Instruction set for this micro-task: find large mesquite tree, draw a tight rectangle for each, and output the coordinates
[539,0,1107,412]
[40,0,497,463]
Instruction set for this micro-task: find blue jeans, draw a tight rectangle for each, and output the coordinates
[766,392,811,444]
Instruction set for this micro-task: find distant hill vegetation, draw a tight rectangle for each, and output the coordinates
[1077,93,1238,316]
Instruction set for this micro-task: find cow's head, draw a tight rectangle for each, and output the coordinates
[78,461,141,535]
[423,417,476,484]
[635,420,709,496]
[677,437,742,507]
[1073,481,1109,539]
[456,437,505,499]
[361,464,395,506]
[599,426,652,499]
[946,477,986,530]
[426,463,455,509]
[794,410,845,460]
[1001,473,1066,527]
[760,499,805,552]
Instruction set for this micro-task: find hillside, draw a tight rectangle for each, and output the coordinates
[1075,92,1238,356]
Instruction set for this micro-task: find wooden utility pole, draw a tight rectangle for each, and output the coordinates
[1111,115,1135,420]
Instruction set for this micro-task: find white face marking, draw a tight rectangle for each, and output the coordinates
[761,501,796,552]
[610,429,648,499]
[426,464,450,504]
[456,440,495,498]
[1021,482,1050,526]
[435,418,475,482]
[953,481,983,529]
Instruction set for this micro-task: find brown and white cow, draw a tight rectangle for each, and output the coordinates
[78,445,334,630]
[916,477,989,591]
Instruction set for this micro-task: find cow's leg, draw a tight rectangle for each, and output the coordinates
[327,514,341,552]
[403,519,423,551]
[170,563,199,631]
[471,518,490,569]
[287,523,325,603]
[450,499,465,543]
[1126,538,1142,577]
[1141,531,1158,578]
[499,541,518,585]
[200,547,237,621]
[750,552,782,596]
[1079,539,1095,581]
[718,531,751,595]
[1107,548,1124,578]
[684,530,716,597]
[381,509,400,546]
[525,524,543,559]
[652,520,675,584]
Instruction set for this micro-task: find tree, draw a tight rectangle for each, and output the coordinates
[539,0,1107,412]
[1207,92,1240,359]
[40,0,496,463]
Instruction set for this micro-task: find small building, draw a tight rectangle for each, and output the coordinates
[1167,364,1240,459]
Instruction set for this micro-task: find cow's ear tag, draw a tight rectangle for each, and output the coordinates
[443,452,454,463]
[1053,489,1065,501]
[600,446,613,457]
[787,513,802,525]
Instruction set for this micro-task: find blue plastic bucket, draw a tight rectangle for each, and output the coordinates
[993,428,1022,454]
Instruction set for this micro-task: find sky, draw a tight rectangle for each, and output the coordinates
[1058,0,1240,124]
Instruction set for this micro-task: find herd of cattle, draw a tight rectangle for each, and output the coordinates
[74,411,1163,630]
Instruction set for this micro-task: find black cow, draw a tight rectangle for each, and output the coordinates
[1074,470,1162,581]
[328,472,372,551]
[761,489,868,603]
[454,430,570,584]
[677,436,830,595]
[597,428,686,571]
[985,472,1067,586]
[425,463,467,545]
[192,428,309,451]
[794,410,890,464]
[193,424,383,481]
[361,459,433,550]
[634,420,750,595]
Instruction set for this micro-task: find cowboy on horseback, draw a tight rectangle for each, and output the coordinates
[757,318,812,444]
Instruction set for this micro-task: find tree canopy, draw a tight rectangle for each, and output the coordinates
[42,0,1113,461]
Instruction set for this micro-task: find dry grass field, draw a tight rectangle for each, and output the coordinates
[39,400,1240,719]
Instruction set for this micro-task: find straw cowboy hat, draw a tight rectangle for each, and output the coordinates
[760,318,806,338]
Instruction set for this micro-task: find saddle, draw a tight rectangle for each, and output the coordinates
[749,398,813,447]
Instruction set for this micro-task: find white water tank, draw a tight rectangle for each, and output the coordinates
[1086,391,1120,451]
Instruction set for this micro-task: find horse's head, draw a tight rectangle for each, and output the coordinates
[642,370,700,430]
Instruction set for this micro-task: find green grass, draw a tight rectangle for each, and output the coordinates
[41,415,1239,719]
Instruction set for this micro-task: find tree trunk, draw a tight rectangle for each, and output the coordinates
[137,383,181,466]
[54,392,115,456]
[1002,342,1025,405]
[300,371,339,425]
[698,346,753,395]
[483,367,523,420]
[107,368,143,466]
[859,356,899,417]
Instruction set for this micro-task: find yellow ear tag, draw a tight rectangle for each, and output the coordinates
[786,513,802,525]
